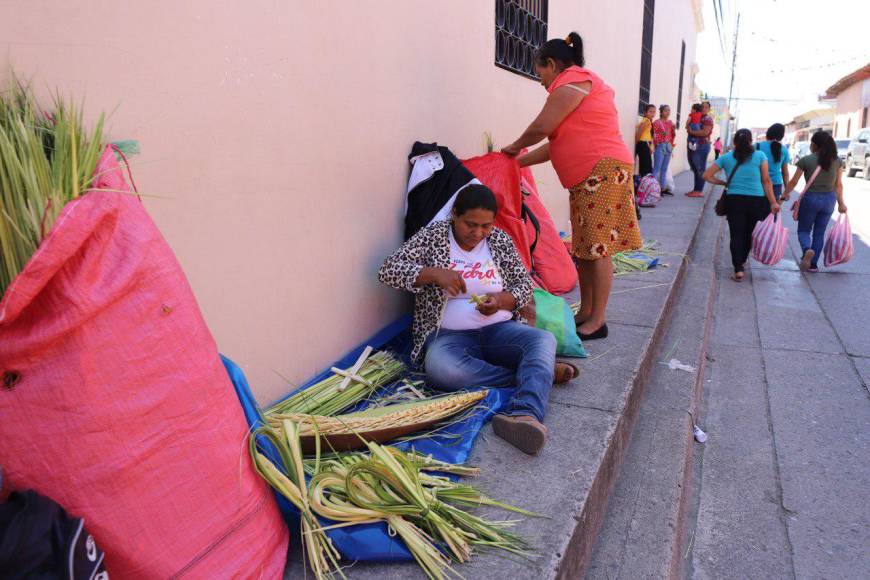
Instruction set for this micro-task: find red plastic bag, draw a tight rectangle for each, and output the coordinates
[823,213,854,267]
[751,212,788,266]
[0,149,288,578]
[462,153,533,270]
[519,166,578,294]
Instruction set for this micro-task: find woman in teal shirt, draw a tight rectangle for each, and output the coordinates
[703,129,779,281]
[757,123,790,200]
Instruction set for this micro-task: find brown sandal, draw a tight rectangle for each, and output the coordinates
[555,361,580,384]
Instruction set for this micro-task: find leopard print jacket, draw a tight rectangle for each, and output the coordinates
[378,220,533,364]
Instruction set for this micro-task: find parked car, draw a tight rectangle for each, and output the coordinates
[836,139,850,166]
[845,128,870,179]
[791,141,811,165]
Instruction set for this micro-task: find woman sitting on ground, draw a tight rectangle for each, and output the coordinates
[702,128,779,282]
[378,185,577,455]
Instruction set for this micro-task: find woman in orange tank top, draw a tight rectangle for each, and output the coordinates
[502,32,642,341]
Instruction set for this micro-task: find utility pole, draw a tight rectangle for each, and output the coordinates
[725,11,741,149]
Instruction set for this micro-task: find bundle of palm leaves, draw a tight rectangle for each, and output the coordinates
[0,78,105,295]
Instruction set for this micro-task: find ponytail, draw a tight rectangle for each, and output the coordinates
[535,31,585,70]
[765,123,785,164]
[733,129,753,163]
[566,32,585,67]
[811,131,838,172]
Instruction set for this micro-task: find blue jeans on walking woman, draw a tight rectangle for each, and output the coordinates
[797,191,836,268]
[423,321,556,422]
[653,142,673,190]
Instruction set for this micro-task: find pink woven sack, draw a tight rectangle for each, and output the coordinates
[751,212,789,266]
[0,148,288,578]
[823,213,853,267]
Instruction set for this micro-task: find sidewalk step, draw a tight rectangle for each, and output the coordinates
[586,185,724,579]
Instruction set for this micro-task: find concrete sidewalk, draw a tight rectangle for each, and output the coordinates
[587,175,870,579]
[283,171,708,579]
[688,178,870,578]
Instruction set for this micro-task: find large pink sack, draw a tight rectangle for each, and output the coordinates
[0,149,288,578]
[751,212,788,266]
[823,213,854,267]
[518,166,579,294]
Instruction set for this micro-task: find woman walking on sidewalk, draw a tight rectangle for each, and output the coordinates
[713,137,723,160]
[635,104,656,178]
[652,104,676,195]
[781,131,847,272]
[501,32,642,340]
[756,123,791,200]
[686,101,714,197]
[703,129,779,281]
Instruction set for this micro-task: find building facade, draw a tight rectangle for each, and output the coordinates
[785,108,836,145]
[2,0,704,403]
[826,63,870,140]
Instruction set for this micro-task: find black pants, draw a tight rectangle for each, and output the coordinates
[635,141,653,176]
[725,194,771,273]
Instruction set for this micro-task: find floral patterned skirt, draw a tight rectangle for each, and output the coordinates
[568,157,643,260]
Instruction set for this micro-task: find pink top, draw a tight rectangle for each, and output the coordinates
[547,66,633,188]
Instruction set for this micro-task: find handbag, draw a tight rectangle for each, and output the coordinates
[790,165,823,220]
[714,160,744,216]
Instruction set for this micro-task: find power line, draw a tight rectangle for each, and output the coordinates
[712,0,727,63]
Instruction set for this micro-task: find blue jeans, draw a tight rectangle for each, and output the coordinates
[690,143,711,192]
[797,191,836,268]
[653,143,673,190]
[423,321,556,422]
[772,183,783,200]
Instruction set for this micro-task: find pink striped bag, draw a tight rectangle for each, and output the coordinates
[823,213,853,267]
[751,212,789,266]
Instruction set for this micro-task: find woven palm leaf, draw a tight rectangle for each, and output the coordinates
[269,390,488,453]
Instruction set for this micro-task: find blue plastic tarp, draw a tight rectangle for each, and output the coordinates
[223,315,513,562]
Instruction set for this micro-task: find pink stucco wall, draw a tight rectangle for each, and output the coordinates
[2,0,700,404]
[833,80,869,139]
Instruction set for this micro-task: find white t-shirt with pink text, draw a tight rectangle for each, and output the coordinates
[440,230,513,330]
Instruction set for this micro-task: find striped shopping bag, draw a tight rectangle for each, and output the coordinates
[823,213,854,267]
[751,213,789,266]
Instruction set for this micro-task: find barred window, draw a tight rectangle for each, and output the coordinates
[637,0,655,114]
[495,0,548,80]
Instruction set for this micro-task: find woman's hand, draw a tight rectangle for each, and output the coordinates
[501,143,522,157]
[770,202,781,214]
[476,294,501,316]
[417,267,466,296]
[838,202,848,214]
[781,190,791,202]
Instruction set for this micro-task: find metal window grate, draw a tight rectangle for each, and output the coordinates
[495,0,548,80]
[676,41,686,124]
[637,0,655,114]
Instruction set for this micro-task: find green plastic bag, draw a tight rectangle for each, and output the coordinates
[533,288,588,358]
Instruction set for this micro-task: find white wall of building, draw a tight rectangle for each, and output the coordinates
[2,0,702,404]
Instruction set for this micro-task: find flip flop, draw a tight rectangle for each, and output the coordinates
[554,361,580,384]
[731,272,745,282]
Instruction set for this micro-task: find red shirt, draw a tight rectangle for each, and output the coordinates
[652,119,676,146]
[547,66,633,188]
